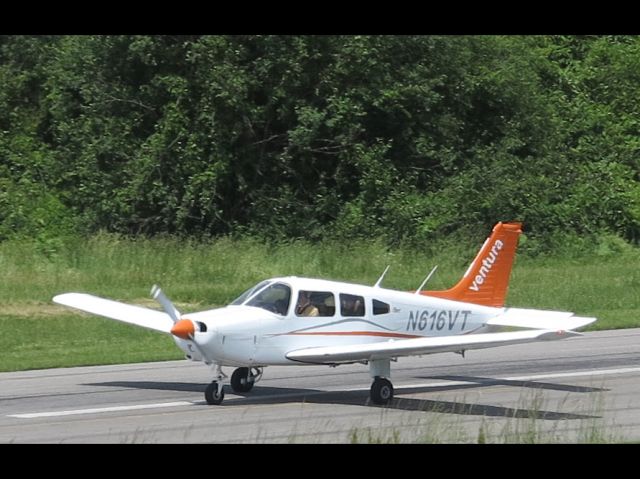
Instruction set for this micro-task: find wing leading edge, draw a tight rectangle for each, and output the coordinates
[286,329,580,364]
[53,293,173,333]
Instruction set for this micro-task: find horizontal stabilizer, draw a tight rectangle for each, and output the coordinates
[488,308,597,331]
[286,329,579,364]
[53,293,173,333]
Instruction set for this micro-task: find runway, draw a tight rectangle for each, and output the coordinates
[2,328,640,443]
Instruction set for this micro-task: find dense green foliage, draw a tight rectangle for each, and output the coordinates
[1,35,639,247]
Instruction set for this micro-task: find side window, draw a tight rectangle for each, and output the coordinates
[296,291,335,317]
[340,293,365,317]
[373,299,390,315]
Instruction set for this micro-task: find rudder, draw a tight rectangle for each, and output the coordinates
[422,222,522,307]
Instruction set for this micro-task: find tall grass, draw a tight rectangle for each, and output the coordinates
[0,233,638,371]
[0,234,474,306]
[1,233,638,326]
[344,388,624,444]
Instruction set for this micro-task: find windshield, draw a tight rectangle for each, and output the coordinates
[231,280,271,305]
[246,282,291,316]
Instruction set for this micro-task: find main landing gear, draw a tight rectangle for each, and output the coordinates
[203,362,394,406]
[230,367,263,393]
[368,359,394,405]
[370,377,394,405]
[204,366,263,405]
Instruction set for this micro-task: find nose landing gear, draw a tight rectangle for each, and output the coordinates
[204,365,264,405]
[205,381,225,405]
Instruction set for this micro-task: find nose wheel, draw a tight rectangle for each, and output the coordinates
[205,366,264,405]
[205,364,226,405]
[205,381,225,405]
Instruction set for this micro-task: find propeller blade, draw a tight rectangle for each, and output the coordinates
[151,284,181,323]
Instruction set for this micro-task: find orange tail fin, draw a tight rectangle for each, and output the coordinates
[422,222,522,307]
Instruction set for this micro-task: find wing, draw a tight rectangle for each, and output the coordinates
[53,293,173,334]
[286,329,579,364]
[486,308,597,331]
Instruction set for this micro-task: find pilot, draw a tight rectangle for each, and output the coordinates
[296,291,319,317]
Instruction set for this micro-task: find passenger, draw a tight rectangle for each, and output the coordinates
[341,294,364,316]
[296,291,319,317]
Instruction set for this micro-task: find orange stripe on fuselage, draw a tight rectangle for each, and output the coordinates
[286,331,421,339]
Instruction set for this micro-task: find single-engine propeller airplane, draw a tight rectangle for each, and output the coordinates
[53,222,596,405]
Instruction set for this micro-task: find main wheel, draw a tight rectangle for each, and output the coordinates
[205,381,225,405]
[370,377,394,405]
[231,367,255,393]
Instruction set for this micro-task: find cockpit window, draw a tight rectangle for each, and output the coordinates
[246,282,291,316]
[231,280,271,305]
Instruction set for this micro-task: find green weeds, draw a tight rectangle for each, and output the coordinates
[0,234,638,371]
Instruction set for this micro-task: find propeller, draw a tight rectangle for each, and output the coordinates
[151,284,212,364]
[151,284,181,323]
[151,284,195,339]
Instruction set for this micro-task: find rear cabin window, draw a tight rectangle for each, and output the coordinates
[372,299,390,315]
[340,293,365,317]
[295,291,335,317]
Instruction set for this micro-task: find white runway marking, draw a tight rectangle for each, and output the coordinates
[8,366,640,419]
[9,401,193,419]
[389,366,640,392]
[328,366,640,392]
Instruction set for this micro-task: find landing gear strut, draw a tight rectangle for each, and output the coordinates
[368,359,394,405]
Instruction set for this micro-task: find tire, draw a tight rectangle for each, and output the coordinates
[231,367,254,393]
[370,377,394,405]
[205,381,225,405]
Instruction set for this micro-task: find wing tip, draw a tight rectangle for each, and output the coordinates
[53,292,91,304]
[52,292,76,305]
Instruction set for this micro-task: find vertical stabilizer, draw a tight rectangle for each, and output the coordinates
[422,222,522,307]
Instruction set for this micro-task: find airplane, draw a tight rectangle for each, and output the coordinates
[53,222,597,406]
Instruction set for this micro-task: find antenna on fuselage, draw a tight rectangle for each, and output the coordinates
[373,265,390,288]
[414,265,438,295]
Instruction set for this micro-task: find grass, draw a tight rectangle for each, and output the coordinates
[343,388,624,444]
[0,233,639,371]
[0,314,182,372]
[508,253,640,330]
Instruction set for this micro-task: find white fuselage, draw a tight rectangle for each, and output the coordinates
[174,276,501,367]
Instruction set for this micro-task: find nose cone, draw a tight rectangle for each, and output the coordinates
[170,319,195,340]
